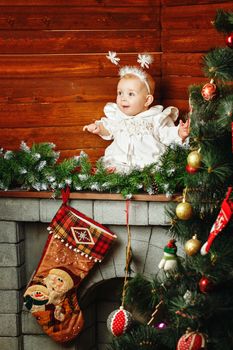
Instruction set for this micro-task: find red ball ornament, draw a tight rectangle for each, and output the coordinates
[107,306,133,336]
[226,33,233,49]
[201,80,217,101]
[176,328,206,350]
[187,151,202,169]
[199,276,213,293]
[186,164,198,174]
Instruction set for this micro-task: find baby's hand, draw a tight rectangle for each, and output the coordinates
[83,122,101,134]
[178,118,190,142]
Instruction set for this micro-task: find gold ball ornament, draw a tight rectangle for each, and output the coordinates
[187,151,202,169]
[184,235,201,256]
[176,202,193,220]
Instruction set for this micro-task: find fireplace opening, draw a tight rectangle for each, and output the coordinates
[78,278,125,350]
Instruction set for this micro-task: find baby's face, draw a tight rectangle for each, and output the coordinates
[116,76,149,116]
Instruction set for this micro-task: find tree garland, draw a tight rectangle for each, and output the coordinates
[0,141,189,198]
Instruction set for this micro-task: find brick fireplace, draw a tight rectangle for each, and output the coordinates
[0,193,180,350]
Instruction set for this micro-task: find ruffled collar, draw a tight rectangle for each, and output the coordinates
[103,103,164,120]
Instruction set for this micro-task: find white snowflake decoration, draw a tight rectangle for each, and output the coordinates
[33,153,41,161]
[65,178,72,185]
[37,160,47,171]
[4,150,13,160]
[106,51,120,65]
[20,141,30,153]
[137,54,153,69]
[19,168,27,175]
[47,176,56,183]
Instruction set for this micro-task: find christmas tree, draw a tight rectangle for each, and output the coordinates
[108,10,233,350]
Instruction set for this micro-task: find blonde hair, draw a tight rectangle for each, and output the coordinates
[119,72,155,96]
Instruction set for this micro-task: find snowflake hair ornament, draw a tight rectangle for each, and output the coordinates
[106,51,121,65]
[106,51,154,94]
[137,53,153,69]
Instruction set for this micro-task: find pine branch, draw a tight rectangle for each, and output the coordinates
[203,48,233,81]
[214,10,233,34]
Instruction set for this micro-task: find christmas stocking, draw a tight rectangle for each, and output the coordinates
[201,187,233,255]
[23,187,117,343]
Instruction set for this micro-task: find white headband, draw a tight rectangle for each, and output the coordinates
[119,66,151,94]
[106,52,153,94]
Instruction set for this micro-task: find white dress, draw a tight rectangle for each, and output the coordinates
[98,103,182,173]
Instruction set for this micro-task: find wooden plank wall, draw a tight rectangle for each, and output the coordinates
[161,0,233,113]
[0,0,232,163]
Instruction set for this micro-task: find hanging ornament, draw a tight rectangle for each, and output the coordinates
[201,79,217,101]
[107,306,133,336]
[176,328,206,350]
[176,201,193,220]
[183,290,195,305]
[184,234,201,256]
[226,33,233,48]
[147,300,164,326]
[158,239,178,272]
[187,150,202,169]
[107,200,133,337]
[176,188,193,220]
[186,164,198,174]
[199,276,213,293]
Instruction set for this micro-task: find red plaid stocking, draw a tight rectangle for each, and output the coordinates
[201,187,233,255]
[24,187,117,342]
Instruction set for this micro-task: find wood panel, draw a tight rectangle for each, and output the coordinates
[163,29,224,53]
[0,54,161,78]
[162,3,231,52]
[162,3,233,29]
[161,76,208,100]
[0,77,162,103]
[162,53,203,76]
[0,1,159,6]
[0,30,159,54]
[163,0,233,5]
[0,6,159,30]
[0,102,105,128]
[0,77,117,103]
[0,126,109,150]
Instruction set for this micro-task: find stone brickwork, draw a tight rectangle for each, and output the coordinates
[0,197,178,350]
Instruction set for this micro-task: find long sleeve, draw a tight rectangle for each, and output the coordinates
[153,106,182,146]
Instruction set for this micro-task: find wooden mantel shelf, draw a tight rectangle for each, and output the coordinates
[0,190,180,202]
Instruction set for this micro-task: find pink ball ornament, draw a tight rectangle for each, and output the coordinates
[156,322,167,329]
[107,306,133,337]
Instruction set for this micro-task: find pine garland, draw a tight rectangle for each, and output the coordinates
[0,141,188,198]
